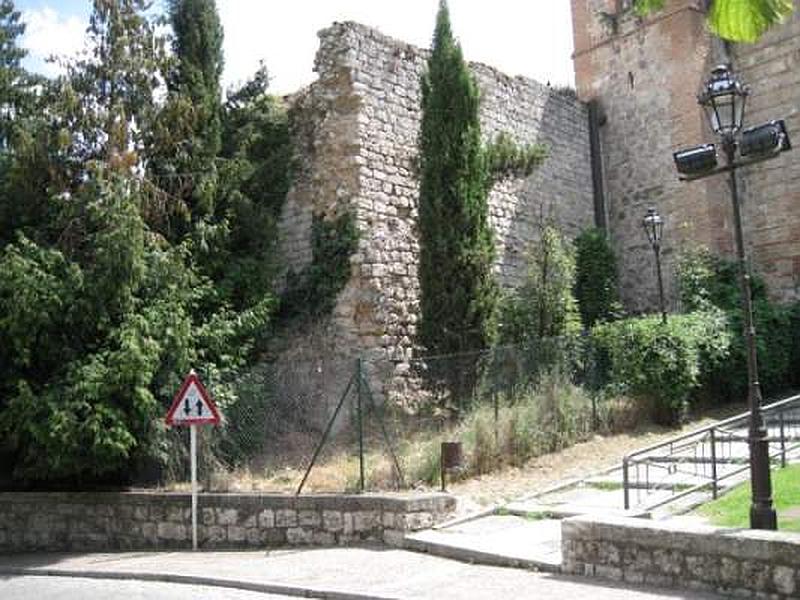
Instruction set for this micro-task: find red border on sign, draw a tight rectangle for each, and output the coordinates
[165,372,221,426]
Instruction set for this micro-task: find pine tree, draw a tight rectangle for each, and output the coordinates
[418,0,498,358]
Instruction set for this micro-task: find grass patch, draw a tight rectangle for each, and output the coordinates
[520,510,555,521]
[587,480,623,491]
[696,464,800,531]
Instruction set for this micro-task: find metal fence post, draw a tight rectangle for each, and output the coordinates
[623,457,630,510]
[779,411,786,468]
[357,358,365,493]
[709,428,718,499]
[493,392,499,448]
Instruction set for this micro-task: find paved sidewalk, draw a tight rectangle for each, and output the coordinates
[0,548,725,599]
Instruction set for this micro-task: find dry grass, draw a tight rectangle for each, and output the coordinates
[164,391,747,510]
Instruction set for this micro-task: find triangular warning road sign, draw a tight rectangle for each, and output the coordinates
[166,371,221,426]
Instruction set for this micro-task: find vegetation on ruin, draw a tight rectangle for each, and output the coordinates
[280,213,359,319]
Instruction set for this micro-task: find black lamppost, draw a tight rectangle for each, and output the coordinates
[674,65,791,531]
[642,207,667,324]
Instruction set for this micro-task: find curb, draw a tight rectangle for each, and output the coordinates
[0,567,397,600]
[402,537,561,574]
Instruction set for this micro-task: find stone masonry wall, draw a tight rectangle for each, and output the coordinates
[0,492,455,552]
[278,22,595,407]
[732,7,800,301]
[572,0,800,311]
[572,0,717,313]
[562,515,800,598]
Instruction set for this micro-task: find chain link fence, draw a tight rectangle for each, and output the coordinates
[152,337,632,494]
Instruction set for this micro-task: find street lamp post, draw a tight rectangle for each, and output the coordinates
[642,208,667,325]
[674,65,791,531]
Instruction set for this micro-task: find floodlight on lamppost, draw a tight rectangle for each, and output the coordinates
[673,64,792,531]
[642,208,667,325]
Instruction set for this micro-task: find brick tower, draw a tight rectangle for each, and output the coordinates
[571,0,800,309]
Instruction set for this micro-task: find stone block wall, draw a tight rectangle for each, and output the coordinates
[571,0,718,313]
[0,492,455,552]
[732,7,800,302]
[562,515,800,598]
[277,21,594,406]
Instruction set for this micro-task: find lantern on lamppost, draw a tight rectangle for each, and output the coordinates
[642,207,667,325]
[698,64,748,141]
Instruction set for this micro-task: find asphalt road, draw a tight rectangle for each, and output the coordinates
[1,575,297,600]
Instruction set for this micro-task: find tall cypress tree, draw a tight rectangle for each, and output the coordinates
[418,0,497,357]
[149,0,224,221]
[168,0,223,161]
[0,0,26,149]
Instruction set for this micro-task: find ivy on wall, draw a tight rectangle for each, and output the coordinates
[280,212,359,320]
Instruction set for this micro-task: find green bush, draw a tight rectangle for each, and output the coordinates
[591,311,731,423]
[574,228,621,328]
[677,248,799,401]
[498,226,580,343]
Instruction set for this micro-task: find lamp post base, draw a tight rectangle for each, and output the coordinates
[749,435,778,530]
[750,505,778,530]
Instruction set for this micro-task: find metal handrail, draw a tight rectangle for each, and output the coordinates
[622,393,800,510]
[625,393,800,464]
[642,442,797,512]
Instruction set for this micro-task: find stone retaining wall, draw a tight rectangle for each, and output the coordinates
[0,492,455,552]
[562,515,800,598]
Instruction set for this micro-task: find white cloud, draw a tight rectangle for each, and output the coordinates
[21,7,86,77]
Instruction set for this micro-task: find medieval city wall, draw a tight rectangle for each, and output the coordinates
[277,22,595,406]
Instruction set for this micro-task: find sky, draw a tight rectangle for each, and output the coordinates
[15,1,576,95]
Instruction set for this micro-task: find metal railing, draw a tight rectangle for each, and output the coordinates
[622,393,800,511]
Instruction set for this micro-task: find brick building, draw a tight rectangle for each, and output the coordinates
[571,0,800,310]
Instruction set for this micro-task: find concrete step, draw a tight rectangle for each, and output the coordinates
[404,514,562,572]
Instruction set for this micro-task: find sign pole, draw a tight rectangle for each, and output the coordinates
[166,370,220,552]
[190,423,198,551]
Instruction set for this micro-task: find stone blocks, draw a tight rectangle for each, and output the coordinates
[276,20,594,413]
[0,491,455,553]
[562,514,800,599]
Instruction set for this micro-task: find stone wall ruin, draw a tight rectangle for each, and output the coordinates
[276,21,595,408]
